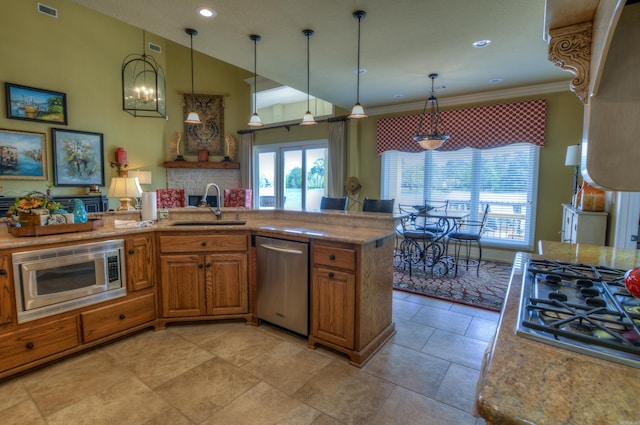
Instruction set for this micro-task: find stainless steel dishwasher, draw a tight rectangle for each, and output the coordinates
[255,236,309,336]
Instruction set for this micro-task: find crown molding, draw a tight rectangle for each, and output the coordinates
[366,81,572,116]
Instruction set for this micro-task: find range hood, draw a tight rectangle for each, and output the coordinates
[546,0,640,191]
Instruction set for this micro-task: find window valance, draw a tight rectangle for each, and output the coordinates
[376,99,546,154]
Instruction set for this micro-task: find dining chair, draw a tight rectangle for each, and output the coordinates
[223,189,252,208]
[446,204,490,277]
[421,200,449,234]
[396,204,439,276]
[320,196,348,211]
[156,189,186,208]
[362,198,395,213]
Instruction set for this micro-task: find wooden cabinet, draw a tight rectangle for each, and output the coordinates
[125,234,155,292]
[0,255,13,326]
[158,233,250,323]
[81,293,155,342]
[561,203,608,245]
[309,236,395,366]
[0,316,79,373]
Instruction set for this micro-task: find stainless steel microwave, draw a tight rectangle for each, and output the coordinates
[12,239,127,323]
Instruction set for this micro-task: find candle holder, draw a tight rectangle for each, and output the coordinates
[222,156,231,162]
[110,162,129,177]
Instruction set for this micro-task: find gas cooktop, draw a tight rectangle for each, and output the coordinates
[515,259,640,368]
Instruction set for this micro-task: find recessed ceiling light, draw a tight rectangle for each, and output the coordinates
[472,39,491,48]
[197,7,216,18]
[488,78,503,84]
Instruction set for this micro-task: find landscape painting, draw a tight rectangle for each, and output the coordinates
[0,129,47,180]
[5,83,68,124]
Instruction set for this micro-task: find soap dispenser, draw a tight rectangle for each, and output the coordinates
[158,204,169,220]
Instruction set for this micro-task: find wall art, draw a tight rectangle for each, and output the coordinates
[52,128,104,186]
[5,83,68,125]
[0,128,47,180]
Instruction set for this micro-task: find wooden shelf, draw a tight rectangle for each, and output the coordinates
[163,161,239,169]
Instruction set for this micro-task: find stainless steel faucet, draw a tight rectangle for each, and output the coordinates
[199,183,222,219]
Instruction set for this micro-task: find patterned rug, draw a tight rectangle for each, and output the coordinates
[393,260,512,312]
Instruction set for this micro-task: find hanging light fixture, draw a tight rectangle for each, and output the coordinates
[300,29,317,126]
[348,10,367,119]
[248,34,263,127]
[121,29,166,118]
[413,73,450,150]
[184,28,201,124]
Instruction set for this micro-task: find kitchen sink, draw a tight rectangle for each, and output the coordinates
[170,221,246,226]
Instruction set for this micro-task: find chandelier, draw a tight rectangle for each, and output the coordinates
[413,73,450,150]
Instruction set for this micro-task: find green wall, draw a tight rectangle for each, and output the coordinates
[1,0,587,251]
[0,0,251,209]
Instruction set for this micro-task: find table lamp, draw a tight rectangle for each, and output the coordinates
[564,144,581,195]
[107,177,142,211]
[127,170,152,209]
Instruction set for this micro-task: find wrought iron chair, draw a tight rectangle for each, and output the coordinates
[420,200,449,234]
[320,196,348,211]
[395,204,441,276]
[362,198,395,213]
[446,204,490,277]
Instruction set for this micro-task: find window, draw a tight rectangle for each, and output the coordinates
[253,140,328,210]
[382,143,539,249]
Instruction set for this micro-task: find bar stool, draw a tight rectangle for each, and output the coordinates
[447,204,490,276]
[320,196,348,210]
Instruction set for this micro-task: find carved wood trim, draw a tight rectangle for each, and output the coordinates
[548,21,592,104]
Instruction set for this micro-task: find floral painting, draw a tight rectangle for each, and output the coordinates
[183,93,224,155]
[52,128,104,186]
[0,129,47,180]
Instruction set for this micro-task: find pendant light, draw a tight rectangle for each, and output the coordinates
[413,73,450,150]
[122,29,167,118]
[348,10,367,119]
[300,29,317,126]
[248,34,263,127]
[184,28,201,124]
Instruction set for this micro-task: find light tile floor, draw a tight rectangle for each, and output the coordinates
[0,291,499,424]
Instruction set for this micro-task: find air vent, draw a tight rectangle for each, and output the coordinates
[148,42,162,54]
[37,3,58,18]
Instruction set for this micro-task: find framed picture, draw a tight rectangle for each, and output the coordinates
[0,129,47,180]
[5,83,68,124]
[52,128,104,187]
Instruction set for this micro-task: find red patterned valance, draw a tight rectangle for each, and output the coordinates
[376,99,547,154]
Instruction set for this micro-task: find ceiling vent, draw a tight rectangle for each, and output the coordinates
[37,3,58,18]
[148,42,162,54]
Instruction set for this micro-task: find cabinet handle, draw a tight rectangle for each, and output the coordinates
[205,263,211,268]
[0,269,6,275]
[328,272,334,278]
[201,242,207,247]
[26,342,34,349]
[198,264,204,269]
[329,254,335,260]
[128,249,135,255]
[119,314,126,320]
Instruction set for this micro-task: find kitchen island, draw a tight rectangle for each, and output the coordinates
[0,208,396,379]
[475,240,640,425]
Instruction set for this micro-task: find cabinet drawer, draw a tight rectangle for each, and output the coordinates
[0,316,79,373]
[313,244,356,271]
[81,294,155,343]
[159,234,248,253]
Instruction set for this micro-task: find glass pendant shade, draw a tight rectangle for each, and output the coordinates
[122,30,166,118]
[413,73,450,150]
[301,111,317,126]
[248,34,264,127]
[184,28,201,125]
[300,29,317,126]
[348,11,367,119]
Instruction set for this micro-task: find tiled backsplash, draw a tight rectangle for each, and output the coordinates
[165,168,242,197]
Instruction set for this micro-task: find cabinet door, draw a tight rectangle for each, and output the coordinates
[0,255,14,326]
[205,253,249,315]
[160,255,205,317]
[311,267,355,349]
[125,235,154,292]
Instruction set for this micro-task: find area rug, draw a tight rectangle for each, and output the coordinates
[393,260,512,312]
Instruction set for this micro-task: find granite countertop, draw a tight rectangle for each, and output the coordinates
[476,241,640,425]
[0,208,397,250]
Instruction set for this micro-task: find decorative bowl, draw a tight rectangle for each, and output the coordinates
[623,267,640,298]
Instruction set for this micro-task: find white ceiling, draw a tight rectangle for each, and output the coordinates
[71,0,572,111]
